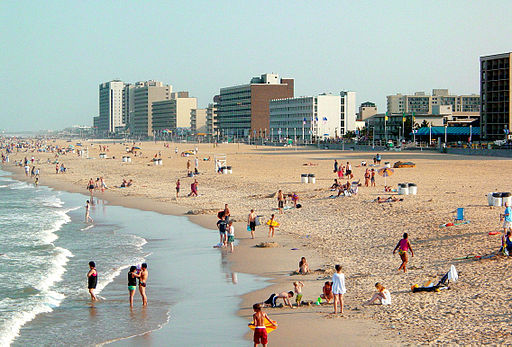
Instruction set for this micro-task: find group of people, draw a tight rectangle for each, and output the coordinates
[87,261,149,308]
[216,205,236,252]
[333,160,354,180]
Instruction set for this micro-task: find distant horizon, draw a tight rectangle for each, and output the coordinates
[1,1,511,131]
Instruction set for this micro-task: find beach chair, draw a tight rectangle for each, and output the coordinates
[455,208,465,221]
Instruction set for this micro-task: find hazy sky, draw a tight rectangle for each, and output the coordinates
[1,1,511,131]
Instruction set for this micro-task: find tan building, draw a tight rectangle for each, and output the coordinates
[151,92,197,134]
[358,101,378,121]
[132,80,172,137]
[387,89,479,115]
[190,108,207,134]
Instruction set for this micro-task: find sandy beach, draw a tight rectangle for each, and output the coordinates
[5,140,512,345]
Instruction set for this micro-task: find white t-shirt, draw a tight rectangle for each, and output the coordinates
[332,272,346,294]
[381,289,391,305]
[228,225,234,236]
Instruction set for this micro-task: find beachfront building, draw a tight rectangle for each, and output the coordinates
[480,52,511,140]
[98,80,125,135]
[151,92,197,135]
[367,105,480,142]
[190,108,207,134]
[205,103,217,137]
[269,94,342,142]
[358,101,378,121]
[123,84,135,131]
[132,81,173,137]
[387,90,480,115]
[340,91,357,133]
[215,73,294,138]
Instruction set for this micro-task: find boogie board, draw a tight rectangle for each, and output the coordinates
[248,317,277,333]
[266,220,280,227]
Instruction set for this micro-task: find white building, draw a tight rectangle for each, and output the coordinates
[340,91,357,134]
[98,80,125,134]
[269,94,342,141]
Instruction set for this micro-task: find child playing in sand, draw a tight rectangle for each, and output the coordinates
[332,264,346,314]
[227,220,235,253]
[365,282,391,305]
[393,233,414,272]
[268,214,277,238]
[293,281,304,306]
[320,281,333,303]
[263,291,294,308]
[291,193,299,207]
[250,303,277,347]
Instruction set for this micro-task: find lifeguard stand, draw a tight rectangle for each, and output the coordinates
[214,154,226,172]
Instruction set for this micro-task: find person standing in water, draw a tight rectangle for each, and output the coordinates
[128,266,140,307]
[139,263,148,306]
[85,200,93,223]
[393,233,414,272]
[87,261,98,301]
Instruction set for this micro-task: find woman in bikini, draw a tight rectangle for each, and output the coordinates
[393,233,414,272]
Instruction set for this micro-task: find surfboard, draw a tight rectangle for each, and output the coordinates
[249,317,277,333]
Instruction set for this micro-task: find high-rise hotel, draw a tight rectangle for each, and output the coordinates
[480,52,511,139]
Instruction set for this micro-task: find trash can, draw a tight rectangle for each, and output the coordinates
[301,174,308,184]
[153,159,158,166]
[487,192,495,206]
[222,166,228,174]
[384,162,391,168]
[408,183,417,195]
[99,153,106,159]
[127,156,132,163]
[308,174,316,184]
[122,156,127,162]
[227,166,232,174]
[493,192,502,207]
[158,159,163,165]
[502,192,512,206]
[398,183,409,195]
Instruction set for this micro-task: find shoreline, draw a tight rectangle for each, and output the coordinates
[2,156,394,346]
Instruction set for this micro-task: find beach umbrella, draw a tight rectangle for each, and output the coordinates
[377,167,394,186]
[133,146,141,150]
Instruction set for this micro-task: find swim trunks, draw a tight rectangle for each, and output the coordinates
[504,221,512,229]
[253,327,268,345]
[140,282,146,288]
[264,294,277,307]
[249,221,256,231]
[128,285,136,291]
[228,235,235,243]
[296,294,303,303]
[278,201,284,208]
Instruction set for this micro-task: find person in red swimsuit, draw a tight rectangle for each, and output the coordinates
[250,303,277,347]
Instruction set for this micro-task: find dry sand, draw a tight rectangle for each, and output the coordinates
[5,140,512,345]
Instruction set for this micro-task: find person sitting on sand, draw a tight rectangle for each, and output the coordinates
[298,257,309,274]
[330,179,340,190]
[501,231,512,256]
[291,192,299,207]
[320,281,334,303]
[393,233,414,272]
[263,291,294,308]
[293,281,304,306]
[365,282,391,305]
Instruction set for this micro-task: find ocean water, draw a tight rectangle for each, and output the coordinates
[0,170,268,346]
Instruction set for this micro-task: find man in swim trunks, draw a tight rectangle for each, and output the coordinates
[139,263,148,306]
[277,190,284,214]
[248,209,257,239]
[250,303,277,347]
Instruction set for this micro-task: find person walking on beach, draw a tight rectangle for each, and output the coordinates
[332,264,346,315]
[85,200,93,223]
[248,209,257,239]
[250,303,277,347]
[277,190,284,214]
[334,159,338,173]
[364,169,370,187]
[175,179,180,200]
[139,263,148,306]
[346,162,353,180]
[188,179,198,197]
[370,169,376,187]
[501,202,512,234]
[128,266,140,308]
[227,220,235,253]
[393,233,414,272]
[87,261,98,301]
